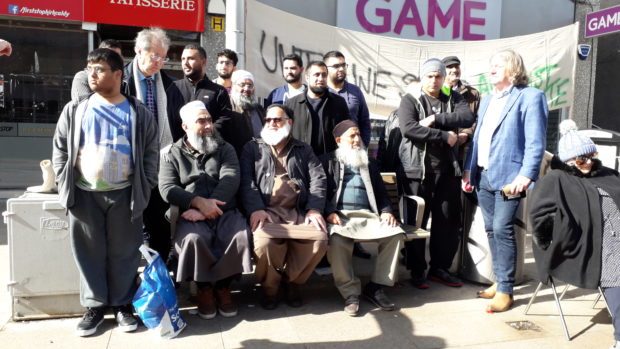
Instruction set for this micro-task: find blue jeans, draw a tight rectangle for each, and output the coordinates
[476,170,521,295]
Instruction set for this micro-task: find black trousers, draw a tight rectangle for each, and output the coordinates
[143,187,172,262]
[399,172,461,276]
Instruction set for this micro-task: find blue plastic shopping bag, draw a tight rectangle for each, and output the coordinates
[133,245,186,338]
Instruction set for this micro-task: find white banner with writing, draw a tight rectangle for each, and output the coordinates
[246,0,577,115]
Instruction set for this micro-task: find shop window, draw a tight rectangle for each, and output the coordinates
[0,20,87,125]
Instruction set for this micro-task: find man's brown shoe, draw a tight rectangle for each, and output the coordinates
[215,288,238,317]
[476,283,497,299]
[197,287,217,319]
[486,292,514,313]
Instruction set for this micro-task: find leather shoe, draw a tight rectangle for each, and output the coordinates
[353,243,372,259]
[344,295,360,316]
[260,295,279,310]
[486,292,514,313]
[476,283,497,299]
[363,287,395,311]
[285,283,303,308]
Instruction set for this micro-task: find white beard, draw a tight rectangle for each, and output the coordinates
[187,132,219,155]
[233,93,258,111]
[261,123,291,146]
[336,143,369,168]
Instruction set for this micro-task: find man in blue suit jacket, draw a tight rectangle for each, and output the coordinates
[463,49,548,313]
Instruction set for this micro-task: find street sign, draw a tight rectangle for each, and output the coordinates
[585,5,620,38]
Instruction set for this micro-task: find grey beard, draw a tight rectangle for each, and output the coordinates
[336,145,369,168]
[233,93,257,111]
[187,132,219,155]
[261,123,291,146]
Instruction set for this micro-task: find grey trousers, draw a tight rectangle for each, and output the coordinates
[327,233,403,299]
[69,187,142,308]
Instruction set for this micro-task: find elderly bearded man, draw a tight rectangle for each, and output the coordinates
[240,104,328,310]
[159,100,252,320]
[322,120,405,316]
[221,69,264,157]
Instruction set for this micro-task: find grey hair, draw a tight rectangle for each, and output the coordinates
[492,49,529,86]
[134,28,170,52]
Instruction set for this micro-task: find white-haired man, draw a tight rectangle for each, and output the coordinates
[123,27,178,263]
[240,104,328,310]
[159,100,252,320]
[321,120,404,316]
[223,69,263,156]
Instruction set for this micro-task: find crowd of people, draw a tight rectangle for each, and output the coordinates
[47,27,620,349]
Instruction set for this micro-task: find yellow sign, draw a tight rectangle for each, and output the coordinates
[211,16,224,32]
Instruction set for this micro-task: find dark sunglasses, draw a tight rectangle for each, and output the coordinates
[265,117,289,124]
[574,155,597,165]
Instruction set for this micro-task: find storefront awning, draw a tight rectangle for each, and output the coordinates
[2,0,205,32]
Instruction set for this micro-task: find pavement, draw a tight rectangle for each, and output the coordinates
[0,190,616,349]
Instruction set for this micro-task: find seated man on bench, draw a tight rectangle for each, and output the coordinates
[240,104,328,310]
[321,120,405,316]
[159,100,252,320]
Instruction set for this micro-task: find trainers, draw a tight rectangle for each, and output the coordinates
[428,268,463,287]
[410,273,430,289]
[196,287,217,319]
[362,287,395,311]
[215,288,238,317]
[76,307,105,337]
[114,305,138,332]
[344,295,360,316]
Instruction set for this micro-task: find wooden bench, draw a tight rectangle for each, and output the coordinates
[168,173,430,242]
[380,172,430,241]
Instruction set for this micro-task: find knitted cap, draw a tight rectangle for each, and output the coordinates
[558,119,597,161]
[231,69,254,84]
[420,58,446,77]
[333,120,358,139]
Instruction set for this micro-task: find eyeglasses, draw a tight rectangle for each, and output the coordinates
[265,117,289,124]
[85,66,111,74]
[149,54,170,63]
[574,155,597,165]
[328,63,348,70]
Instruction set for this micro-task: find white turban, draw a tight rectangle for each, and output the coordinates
[179,100,208,124]
[231,69,254,84]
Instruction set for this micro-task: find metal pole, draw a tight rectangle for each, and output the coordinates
[225,0,245,68]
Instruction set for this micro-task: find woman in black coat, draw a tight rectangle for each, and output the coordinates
[530,120,620,349]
